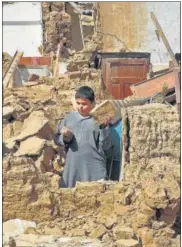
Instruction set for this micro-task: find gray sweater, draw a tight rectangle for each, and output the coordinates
[57,111,113,188]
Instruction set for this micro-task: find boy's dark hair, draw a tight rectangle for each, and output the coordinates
[75,86,95,103]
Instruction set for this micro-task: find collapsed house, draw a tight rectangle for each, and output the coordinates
[2,2,181,247]
[3,101,180,247]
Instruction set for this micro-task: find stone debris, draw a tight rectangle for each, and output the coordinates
[3,103,180,247]
[4,235,112,247]
[3,219,116,247]
[3,2,181,247]
[42,2,72,55]
[113,227,135,240]
[14,137,46,156]
[13,111,50,141]
[3,219,36,236]
[3,90,180,247]
[89,225,107,239]
[115,239,139,247]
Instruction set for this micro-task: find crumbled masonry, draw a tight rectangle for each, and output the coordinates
[3,2,180,247]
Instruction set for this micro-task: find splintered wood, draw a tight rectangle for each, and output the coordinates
[90,100,120,124]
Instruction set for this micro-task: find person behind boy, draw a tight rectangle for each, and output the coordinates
[108,118,123,181]
[55,86,113,188]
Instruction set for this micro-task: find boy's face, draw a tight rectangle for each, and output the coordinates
[75,97,94,117]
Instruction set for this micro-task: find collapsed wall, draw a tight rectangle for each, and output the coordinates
[3,103,180,247]
[3,53,12,77]
[121,104,180,246]
[122,104,180,173]
[42,2,72,56]
[42,1,103,60]
[2,2,181,246]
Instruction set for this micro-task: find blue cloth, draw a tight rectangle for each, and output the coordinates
[110,120,122,161]
[109,120,122,181]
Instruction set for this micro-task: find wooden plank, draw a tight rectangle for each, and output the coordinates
[174,68,181,120]
[151,68,170,77]
[165,93,176,103]
[174,68,181,104]
[3,51,23,88]
[53,42,62,77]
[79,13,85,49]
[151,12,178,67]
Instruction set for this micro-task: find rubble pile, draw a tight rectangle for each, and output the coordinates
[79,2,103,51]
[66,53,103,101]
[2,52,14,87]
[40,1,104,102]
[42,1,102,57]
[2,85,73,140]
[3,234,110,247]
[3,52,12,76]
[3,101,180,246]
[2,2,181,247]
[42,2,72,55]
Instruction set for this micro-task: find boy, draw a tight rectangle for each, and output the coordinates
[56,86,113,188]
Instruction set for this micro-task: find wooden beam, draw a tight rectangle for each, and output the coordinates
[151,12,178,67]
[53,42,62,78]
[174,68,181,104]
[3,51,23,88]
[165,93,176,103]
[174,67,181,120]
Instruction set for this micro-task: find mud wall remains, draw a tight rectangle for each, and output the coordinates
[122,103,180,176]
[3,103,180,247]
[42,2,72,56]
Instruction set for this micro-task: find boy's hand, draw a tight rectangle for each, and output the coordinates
[61,126,73,142]
[104,116,112,126]
[99,116,112,129]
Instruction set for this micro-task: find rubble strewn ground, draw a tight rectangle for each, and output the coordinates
[3,2,180,247]
[3,98,180,246]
